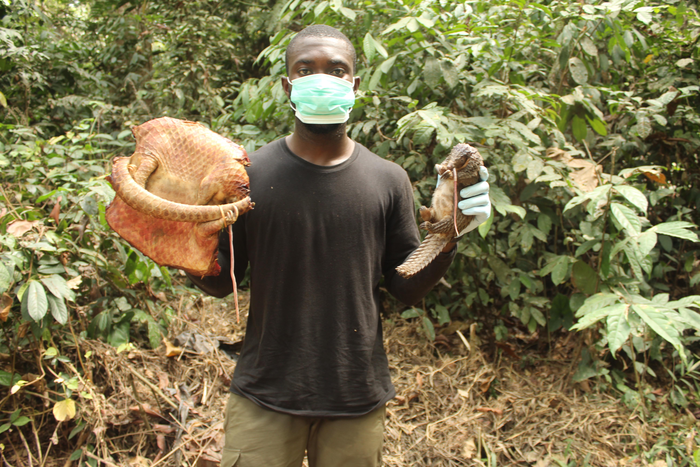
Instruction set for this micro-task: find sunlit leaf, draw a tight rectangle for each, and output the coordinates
[572,115,587,141]
[606,307,631,356]
[53,399,77,422]
[632,304,683,358]
[568,57,589,84]
[650,221,699,242]
[610,203,641,236]
[614,186,648,213]
[26,281,48,322]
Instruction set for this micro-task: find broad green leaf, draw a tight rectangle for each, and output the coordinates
[571,303,620,330]
[13,416,31,427]
[313,1,328,17]
[379,55,397,73]
[572,115,587,141]
[441,60,459,89]
[637,230,657,257]
[571,261,597,295]
[360,34,377,66]
[368,66,383,91]
[623,243,645,278]
[530,308,546,327]
[422,316,435,341]
[0,265,10,294]
[586,116,607,136]
[512,151,531,173]
[614,186,648,213]
[650,222,699,242]
[401,308,421,319]
[487,256,510,285]
[610,203,641,236]
[636,114,652,139]
[40,275,76,302]
[564,195,588,212]
[423,56,441,89]
[0,91,7,108]
[26,281,48,322]
[47,295,68,325]
[435,305,450,325]
[478,211,494,238]
[606,306,631,355]
[581,37,598,56]
[382,16,410,35]
[147,320,163,349]
[338,6,356,20]
[633,304,682,357]
[540,256,572,285]
[568,57,589,84]
[678,308,700,331]
[369,35,388,59]
[504,204,527,219]
[575,293,618,318]
[0,370,20,387]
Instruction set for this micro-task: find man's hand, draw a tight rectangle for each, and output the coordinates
[457,166,491,235]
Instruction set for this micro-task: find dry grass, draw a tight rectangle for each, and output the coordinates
[0,292,663,466]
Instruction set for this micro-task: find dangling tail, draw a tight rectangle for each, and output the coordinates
[396,233,451,278]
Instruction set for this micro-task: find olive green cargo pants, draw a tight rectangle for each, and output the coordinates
[220,393,385,467]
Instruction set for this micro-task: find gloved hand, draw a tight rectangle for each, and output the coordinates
[456,166,491,235]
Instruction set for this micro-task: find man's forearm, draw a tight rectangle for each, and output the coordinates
[386,248,456,306]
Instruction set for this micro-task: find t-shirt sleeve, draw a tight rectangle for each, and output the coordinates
[383,171,456,306]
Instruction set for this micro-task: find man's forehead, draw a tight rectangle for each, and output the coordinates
[288,36,353,64]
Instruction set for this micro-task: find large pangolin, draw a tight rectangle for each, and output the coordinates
[396,143,484,278]
[106,117,252,318]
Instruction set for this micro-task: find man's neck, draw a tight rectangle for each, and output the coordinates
[286,121,355,167]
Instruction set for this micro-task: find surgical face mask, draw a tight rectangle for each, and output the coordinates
[287,74,357,124]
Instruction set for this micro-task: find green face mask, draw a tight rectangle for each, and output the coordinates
[287,74,357,124]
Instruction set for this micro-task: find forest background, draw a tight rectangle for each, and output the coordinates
[1,0,700,465]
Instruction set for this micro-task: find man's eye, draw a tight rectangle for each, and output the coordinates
[330,69,345,76]
[298,69,312,75]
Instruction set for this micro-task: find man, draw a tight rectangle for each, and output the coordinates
[188,25,490,467]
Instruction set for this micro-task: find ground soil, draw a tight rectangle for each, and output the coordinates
[0,291,687,466]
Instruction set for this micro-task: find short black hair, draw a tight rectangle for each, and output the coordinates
[285,25,357,74]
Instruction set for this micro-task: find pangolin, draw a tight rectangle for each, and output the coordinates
[396,143,484,278]
[106,117,253,320]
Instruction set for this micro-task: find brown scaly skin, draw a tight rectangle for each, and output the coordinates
[396,144,484,278]
[108,117,252,224]
[105,117,253,277]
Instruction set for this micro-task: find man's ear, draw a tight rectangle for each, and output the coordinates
[282,76,291,97]
[353,76,361,92]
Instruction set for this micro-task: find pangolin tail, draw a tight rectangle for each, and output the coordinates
[396,233,451,278]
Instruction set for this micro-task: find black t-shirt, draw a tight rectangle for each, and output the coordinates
[220,138,454,417]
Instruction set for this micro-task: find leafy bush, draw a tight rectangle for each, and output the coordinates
[1,0,700,450]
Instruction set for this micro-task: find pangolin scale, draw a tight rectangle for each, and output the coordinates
[396,144,484,278]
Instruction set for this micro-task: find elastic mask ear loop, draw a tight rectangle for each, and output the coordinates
[286,77,298,112]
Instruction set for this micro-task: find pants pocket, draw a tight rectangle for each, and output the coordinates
[220,448,241,467]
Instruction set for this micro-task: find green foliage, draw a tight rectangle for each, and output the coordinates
[1,0,700,452]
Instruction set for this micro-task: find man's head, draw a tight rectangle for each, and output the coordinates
[283,25,359,134]
[285,25,356,75]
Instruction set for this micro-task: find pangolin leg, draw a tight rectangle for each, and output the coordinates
[131,153,159,187]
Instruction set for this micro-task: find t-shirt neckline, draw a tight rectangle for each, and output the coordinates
[279,137,360,173]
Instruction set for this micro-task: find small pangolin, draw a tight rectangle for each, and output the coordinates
[396,143,484,278]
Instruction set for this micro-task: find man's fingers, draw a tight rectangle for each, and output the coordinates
[460,181,489,199]
[479,166,489,182]
[458,193,490,212]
